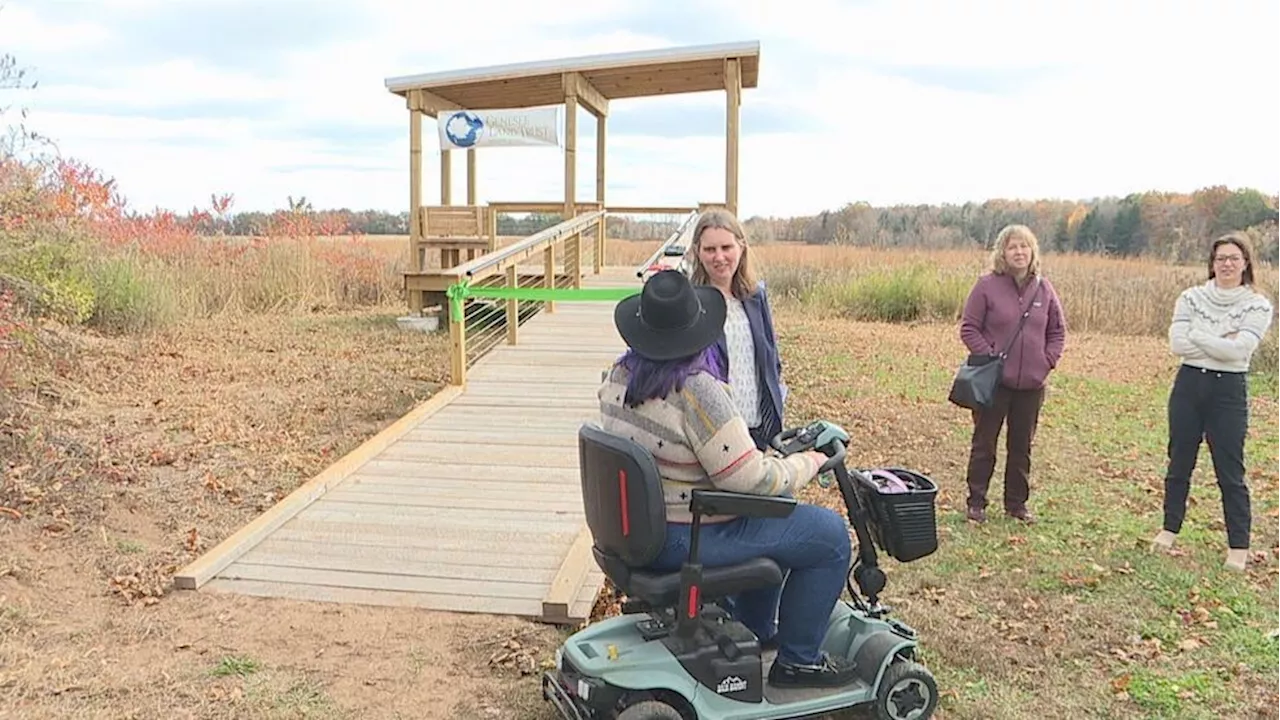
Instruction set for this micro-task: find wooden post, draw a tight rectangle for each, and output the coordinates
[571,232,582,289]
[467,148,477,205]
[563,81,578,220]
[506,264,519,344]
[441,149,452,205]
[449,303,466,385]
[562,75,578,299]
[725,58,741,218]
[544,245,556,314]
[408,94,424,313]
[595,113,606,273]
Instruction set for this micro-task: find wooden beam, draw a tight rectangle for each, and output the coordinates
[565,72,608,117]
[541,525,593,621]
[173,385,466,590]
[407,87,460,116]
[724,58,741,217]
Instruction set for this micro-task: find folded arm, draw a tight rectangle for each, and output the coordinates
[1168,295,1211,362]
[1190,330,1258,362]
[1189,305,1273,363]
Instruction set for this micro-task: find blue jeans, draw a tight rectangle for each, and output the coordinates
[648,504,852,667]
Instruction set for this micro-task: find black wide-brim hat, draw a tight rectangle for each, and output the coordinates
[614,270,727,361]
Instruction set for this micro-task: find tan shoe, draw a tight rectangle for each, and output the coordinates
[1151,530,1176,551]
[1224,549,1248,571]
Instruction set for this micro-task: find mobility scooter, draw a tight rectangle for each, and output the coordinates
[543,419,941,720]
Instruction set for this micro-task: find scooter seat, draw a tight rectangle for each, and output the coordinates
[624,556,785,608]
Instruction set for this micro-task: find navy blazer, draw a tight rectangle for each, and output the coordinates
[713,281,787,450]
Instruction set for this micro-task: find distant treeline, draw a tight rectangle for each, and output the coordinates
[196,200,684,242]
[191,186,1279,264]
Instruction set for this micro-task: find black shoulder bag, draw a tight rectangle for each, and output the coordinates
[948,278,1041,411]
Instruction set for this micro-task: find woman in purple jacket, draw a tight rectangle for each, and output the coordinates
[958,224,1067,524]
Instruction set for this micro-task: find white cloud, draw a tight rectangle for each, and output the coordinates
[0,2,113,55]
[1,0,1277,220]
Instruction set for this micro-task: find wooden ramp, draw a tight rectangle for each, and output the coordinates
[174,271,640,625]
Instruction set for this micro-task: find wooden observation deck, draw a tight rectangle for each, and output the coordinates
[174,41,758,625]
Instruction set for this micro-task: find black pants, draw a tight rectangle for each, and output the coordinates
[1162,364,1252,549]
[965,385,1046,512]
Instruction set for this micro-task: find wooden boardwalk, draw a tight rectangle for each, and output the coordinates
[174,268,639,624]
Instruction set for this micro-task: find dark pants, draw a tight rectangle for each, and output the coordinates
[965,384,1046,512]
[1162,364,1251,549]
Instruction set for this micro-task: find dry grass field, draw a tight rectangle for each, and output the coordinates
[2,229,1277,719]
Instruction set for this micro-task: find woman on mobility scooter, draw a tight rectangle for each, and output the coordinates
[599,269,859,688]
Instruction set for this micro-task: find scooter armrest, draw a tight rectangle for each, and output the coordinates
[689,490,797,519]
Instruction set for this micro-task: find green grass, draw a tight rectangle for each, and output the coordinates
[775,311,1279,720]
[211,655,261,678]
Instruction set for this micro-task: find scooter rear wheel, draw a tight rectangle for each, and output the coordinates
[617,699,684,720]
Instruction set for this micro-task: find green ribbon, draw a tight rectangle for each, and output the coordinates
[447,280,639,322]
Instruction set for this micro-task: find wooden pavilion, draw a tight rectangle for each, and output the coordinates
[170,42,765,628]
[383,40,760,313]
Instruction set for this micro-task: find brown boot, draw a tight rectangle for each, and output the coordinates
[1007,507,1036,524]
[1224,549,1248,571]
[966,506,986,524]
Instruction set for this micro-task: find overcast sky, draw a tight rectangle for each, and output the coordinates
[1,0,1276,218]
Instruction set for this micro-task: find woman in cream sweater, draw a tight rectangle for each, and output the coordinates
[1153,232,1274,571]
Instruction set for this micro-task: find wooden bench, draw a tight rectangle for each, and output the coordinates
[417,205,496,269]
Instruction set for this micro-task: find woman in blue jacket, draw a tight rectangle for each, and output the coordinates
[688,209,787,451]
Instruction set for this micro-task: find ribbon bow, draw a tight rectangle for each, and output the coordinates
[446,281,471,322]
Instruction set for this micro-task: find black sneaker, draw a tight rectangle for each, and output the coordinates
[768,652,859,688]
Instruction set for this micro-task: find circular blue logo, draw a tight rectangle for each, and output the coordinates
[444,111,484,147]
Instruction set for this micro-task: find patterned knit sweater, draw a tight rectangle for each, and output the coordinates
[597,364,820,524]
[1169,280,1274,373]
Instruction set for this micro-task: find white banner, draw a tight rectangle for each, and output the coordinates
[437,107,561,150]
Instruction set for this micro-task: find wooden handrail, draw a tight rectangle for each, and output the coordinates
[607,205,698,215]
[445,210,606,280]
[636,210,700,278]
[486,201,567,213]
[446,210,606,386]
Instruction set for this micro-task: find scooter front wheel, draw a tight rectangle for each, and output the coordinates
[617,699,684,720]
[874,660,938,720]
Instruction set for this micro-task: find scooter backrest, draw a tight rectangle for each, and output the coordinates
[577,423,667,568]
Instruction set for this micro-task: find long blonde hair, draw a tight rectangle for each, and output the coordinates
[688,208,758,299]
[989,224,1042,277]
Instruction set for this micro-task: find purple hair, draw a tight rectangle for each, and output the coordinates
[616,343,727,408]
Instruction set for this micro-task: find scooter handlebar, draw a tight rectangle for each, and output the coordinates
[817,438,845,474]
